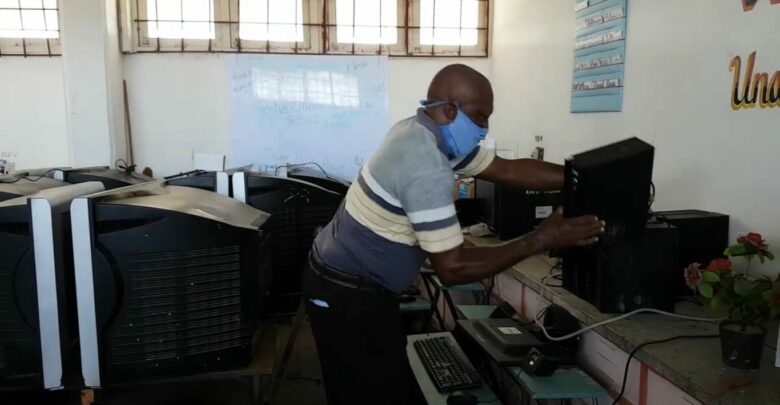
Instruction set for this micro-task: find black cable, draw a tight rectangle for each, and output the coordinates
[114,158,151,181]
[163,169,208,180]
[611,334,719,405]
[115,158,136,173]
[275,161,339,182]
[0,168,58,184]
[484,276,496,305]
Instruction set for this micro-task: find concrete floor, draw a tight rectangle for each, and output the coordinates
[271,321,328,405]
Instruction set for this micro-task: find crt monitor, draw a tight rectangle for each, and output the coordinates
[232,172,345,316]
[0,173,69,203]
[475,179,562,241]
[561,137,655,313]
[0,182,104,391]
[165,171,230,196]
[71,182,271,387]
[55,167,153,191]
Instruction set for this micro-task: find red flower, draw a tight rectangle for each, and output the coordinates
[684,263,703,291]
[738,233,768,249]
[706,258,733,274]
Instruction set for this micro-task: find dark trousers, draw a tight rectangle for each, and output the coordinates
[302,262,421,405]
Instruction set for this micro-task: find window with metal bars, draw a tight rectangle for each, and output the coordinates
[0,0,60,56]
[120,0,489,57]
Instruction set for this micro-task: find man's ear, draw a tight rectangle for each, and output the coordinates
[443,103,458,122]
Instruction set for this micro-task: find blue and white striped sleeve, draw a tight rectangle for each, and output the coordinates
[452,146,495,178]
[398,169,464,253]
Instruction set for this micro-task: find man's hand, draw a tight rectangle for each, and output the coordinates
[530,208,605,251]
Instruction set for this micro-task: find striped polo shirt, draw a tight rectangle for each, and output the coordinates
[312,109,494,293]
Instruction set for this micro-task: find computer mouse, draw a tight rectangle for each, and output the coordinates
[446,390,478,405]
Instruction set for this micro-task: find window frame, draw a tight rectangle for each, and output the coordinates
[0,0,61,57]
[324,0,407,56]
[119,0,490,57]
[229,0,321,55]
[408,0,489,57]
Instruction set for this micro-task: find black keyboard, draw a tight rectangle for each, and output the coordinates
[414,336,481,392]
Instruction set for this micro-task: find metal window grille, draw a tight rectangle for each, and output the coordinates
[121,0,489,57]
[0,0,60,57]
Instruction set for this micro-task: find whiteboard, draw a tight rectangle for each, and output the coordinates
[229,54,390,181]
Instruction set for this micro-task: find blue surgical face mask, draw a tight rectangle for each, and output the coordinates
[421,100,488,157]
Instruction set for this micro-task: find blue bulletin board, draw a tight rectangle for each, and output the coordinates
[571,0,628,113]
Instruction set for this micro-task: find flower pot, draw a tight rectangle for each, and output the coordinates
[719,321,766,370]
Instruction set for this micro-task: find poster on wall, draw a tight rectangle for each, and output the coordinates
[228,54,390,181]
[571,0,628,113]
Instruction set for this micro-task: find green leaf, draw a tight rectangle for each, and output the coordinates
[771,306,780,321]
[725,245,748,257]
[762,290,773,301]
[702,271,720,283]
[711,294,728,311]
[699,283,714,298]
[734,278,753,296]
[765,251,775,261]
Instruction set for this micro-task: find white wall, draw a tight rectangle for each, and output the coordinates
[60,0,127,168]
[491,0,780,275]
[0,58,69,171]
[123,53,490,177]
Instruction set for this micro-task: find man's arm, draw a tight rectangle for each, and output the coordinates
[476,156,564,191]
[430,209,604,286]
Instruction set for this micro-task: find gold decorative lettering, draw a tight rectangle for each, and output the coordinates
[730,52,779,110]
[769,72,780,107]
[730,56,744,110]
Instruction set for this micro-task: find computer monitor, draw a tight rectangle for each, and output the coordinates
[166,171,230,196]
[475,180,562,241]
[0,173,69,203]
[0,182,104,390]
[54,167,153,191]
[232,172,345,316]
[71,182,271,387]
[288,167,351,195]
[562,137,655,313]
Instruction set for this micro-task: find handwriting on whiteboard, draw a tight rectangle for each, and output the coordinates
[229,54,390,181]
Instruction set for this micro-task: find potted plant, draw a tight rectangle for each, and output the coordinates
[684,233,776,370]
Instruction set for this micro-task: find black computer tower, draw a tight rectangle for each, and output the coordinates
[475,179,562,241]
[654,210,729,296]
[598,222,679,313]
[562,138,655,312]
[564,222,678,313]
